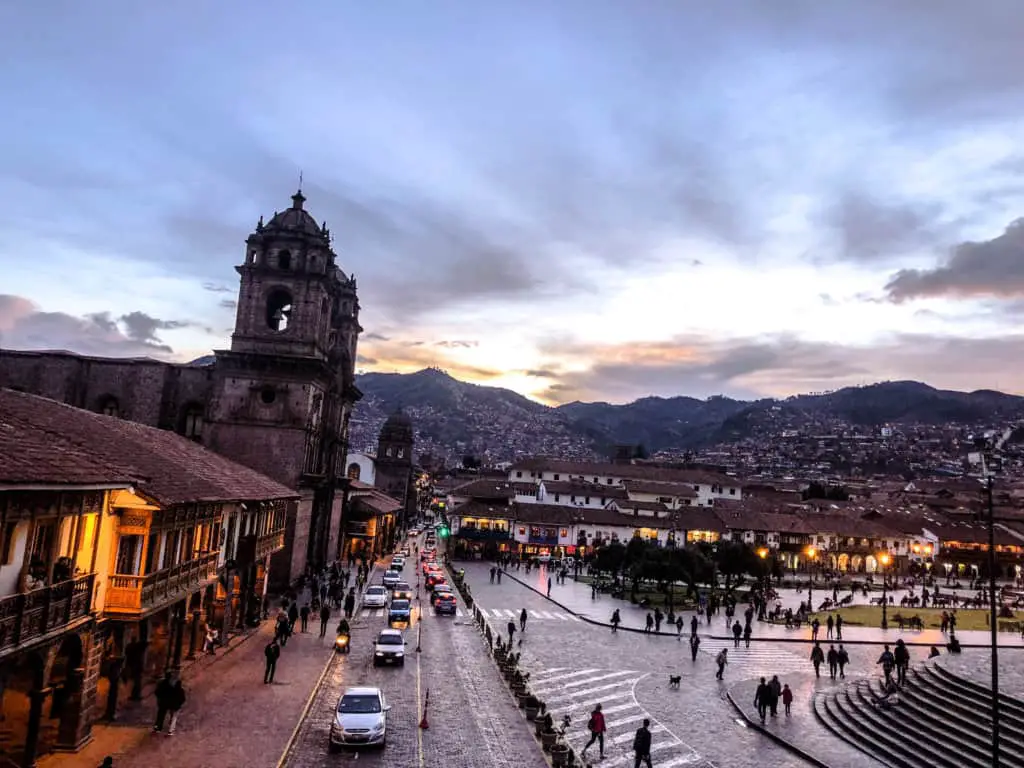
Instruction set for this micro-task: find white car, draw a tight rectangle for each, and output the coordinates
[391,556,405,571]
[373,628,406,666]
[382,570,400,588]
[363,585,388,609]
[329,686,390,750]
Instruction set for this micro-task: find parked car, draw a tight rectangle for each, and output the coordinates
[329,686,390,750]
[382,570,400,588]
[388,599,412,626]
[363,585,388,609]
[434,592,457,615]
[373,629,406,666]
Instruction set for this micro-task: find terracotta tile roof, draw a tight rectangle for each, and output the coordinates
[354,492,402,515]
[510,458,742,488]
[0,388,298,505]
[510,482,539,496]
[621,479,698,498]
[677,507,730,533]
[450,479,515,500]
[543,480,628,499]
[609,499,670,514]
[451,500,515,519]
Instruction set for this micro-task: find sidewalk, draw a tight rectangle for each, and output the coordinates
[487,561,1024,649]
[40,603,337,768]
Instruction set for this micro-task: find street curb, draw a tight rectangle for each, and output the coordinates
[724,690,832,768]
[496,568,1020,650]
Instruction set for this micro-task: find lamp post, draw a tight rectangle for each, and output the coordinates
[985,475,1001,767]
[805,546,817,612]
[879,553,891,630]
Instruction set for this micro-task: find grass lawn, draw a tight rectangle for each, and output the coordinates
[809,605,1022,632]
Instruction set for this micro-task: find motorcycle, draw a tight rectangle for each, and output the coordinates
[334,632,351,654]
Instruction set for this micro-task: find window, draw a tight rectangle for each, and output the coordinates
[554,494,560,502]
[516,471,522,478]
[570,495,576,503]
[260,387,276,405]
[397,447,405,458]
[607,479,613,485]
[347,462,361,480]
[386,446,394,457]
[98,395,120,417]
[560,528,569,538]
[183,405,204,440]
[1,522,16,565]
[729,488,736,495]
[116,535,140,575]
[584,496,590,504]
[266,289,293,331]
[278,250,292,270]
[593,477,598,483]
[553,474,560,481]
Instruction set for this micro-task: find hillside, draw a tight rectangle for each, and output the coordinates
[350,371,1024,463]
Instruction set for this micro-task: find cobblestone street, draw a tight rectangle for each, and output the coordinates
[282,571,547,767]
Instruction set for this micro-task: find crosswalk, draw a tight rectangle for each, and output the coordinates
[698,638,809,676]
[357,606,581,620]
[527,666,707,767]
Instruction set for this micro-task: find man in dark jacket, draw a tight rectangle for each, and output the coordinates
[319,604,332,638]
[264,638,281,684]
[894,639,910,685]
[633,718,653,768]
[152,672,174,732]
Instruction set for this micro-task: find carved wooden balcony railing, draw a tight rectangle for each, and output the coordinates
[255,530,286,560]
[104,551,219,615]
[0,573,95,655]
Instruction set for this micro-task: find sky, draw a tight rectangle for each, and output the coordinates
[3,2,1024,406]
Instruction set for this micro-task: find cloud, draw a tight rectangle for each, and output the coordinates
[886,218,1024,302]
[0,294,184,357]
[825,191,946,262]
[434,340,478,348]
[203,282,232,293]
[218,299,237,310]
[363,332,390,342]
[535,333,1024,404]
[357,335,503,381]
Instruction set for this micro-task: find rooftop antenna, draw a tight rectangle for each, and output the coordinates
[298,169,303,190]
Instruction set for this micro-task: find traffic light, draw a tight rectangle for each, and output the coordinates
[438,525,450,539]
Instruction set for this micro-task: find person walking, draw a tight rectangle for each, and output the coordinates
[732,621,742,648]
[300,602,310,633]
[632,718,653,768]
[264,638,280,684]
[152,672,174,732]
[166,677,186,735]
[520,608,528,633]
[581,703,606,760]
[344,588,355,619]
[768,675,782,716]
[507,620,516,647]
[826,614,834,639]
[319,603,332,638]
[496,568,502,584]
[645,614,654,634]
[287,601,299,633]
[547,577,552,597]
[810,642,825,678]
[754,677,770,723]
[877,644,895,687]
[715,648,728,680]
[837,644,850,678]
[689,634,701,661]
[676,615,684,639]
[811,618,820,641]
[690,615,698,638]
[489,566,496,584]
[835,613,843,640]
[611,609,621,632]
[782,683,793,716]
[827,645,839,680]
[894,639,910,685]
[742,623,752,648]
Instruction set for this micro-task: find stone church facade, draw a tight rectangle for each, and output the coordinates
[0,190,363,588]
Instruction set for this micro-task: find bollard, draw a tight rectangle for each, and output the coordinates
[419,689,430,729]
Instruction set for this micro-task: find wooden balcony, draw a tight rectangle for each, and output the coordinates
[255,530,285,560]
[105,551,219,616]
[0,574,95,656]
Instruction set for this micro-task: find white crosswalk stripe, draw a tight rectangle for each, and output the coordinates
[475,605,579,622]
[698,638,808,676]
[527,667,704,766]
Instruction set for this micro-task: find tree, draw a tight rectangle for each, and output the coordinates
[633,444,649,460]
[712,540,758,592]
[592,541,626,576]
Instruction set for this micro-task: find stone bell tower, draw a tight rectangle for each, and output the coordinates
[207,189,362,588]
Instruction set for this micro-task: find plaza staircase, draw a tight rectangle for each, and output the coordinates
[813,661,1024,768]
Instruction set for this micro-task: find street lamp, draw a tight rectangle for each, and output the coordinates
[878,552,891,630]
[805,546,817,612]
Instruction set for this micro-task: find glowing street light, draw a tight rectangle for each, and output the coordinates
[879,552,892,630]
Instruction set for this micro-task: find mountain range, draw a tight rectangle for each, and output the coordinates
[348,368,1024,462]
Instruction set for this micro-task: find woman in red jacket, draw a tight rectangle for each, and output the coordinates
[582,703,606,760]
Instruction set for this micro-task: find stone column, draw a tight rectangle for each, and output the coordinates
[171,603,186,671]
[22,687,50,768]
[186,608,202,660]
[55,668,93,751]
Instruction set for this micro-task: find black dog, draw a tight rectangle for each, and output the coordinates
[668,675,681,688]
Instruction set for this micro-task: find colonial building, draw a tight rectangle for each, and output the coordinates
[0,388,294,767]
[372,412,417,527]
[0,189,362,589]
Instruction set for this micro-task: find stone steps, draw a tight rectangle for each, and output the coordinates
[814,660,1023,768]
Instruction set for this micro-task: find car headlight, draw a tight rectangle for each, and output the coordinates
[375,651,384,656]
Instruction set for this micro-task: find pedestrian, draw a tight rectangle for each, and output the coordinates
[645,614,654,634]
[838,644,849,678]
[732,621,742,648]
[490,566,496,584]
[581,703,606,760]
[632,717,653,768]
[676,615,684,639]
[520,608,528,632]
[611,609,621,632]
[782,683,793,715]
[152,672,173,732]
[166,677,186,735]
[690,615,698,638]
[300,602,310,633]
[715,648,728,679]
[507,620,516,647]
[275,611,290,647]
[742,623,752,648]
[768,675,781,716]
[877,644,895,687]
[496,569,502,584]
[654,607,663,632]
[547,577,552,597]
[894,639,910,685]
[835,613,843,640]
[827,644,839,679]
[689,634,701,661]
[826,614,834,639]
[810,642,825,678]
[319,603,331,638]
[264,638,280,684]
[754,677,770,723]
[287,601,299,632]
[344,589,355,619]
[811,618,820,641]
